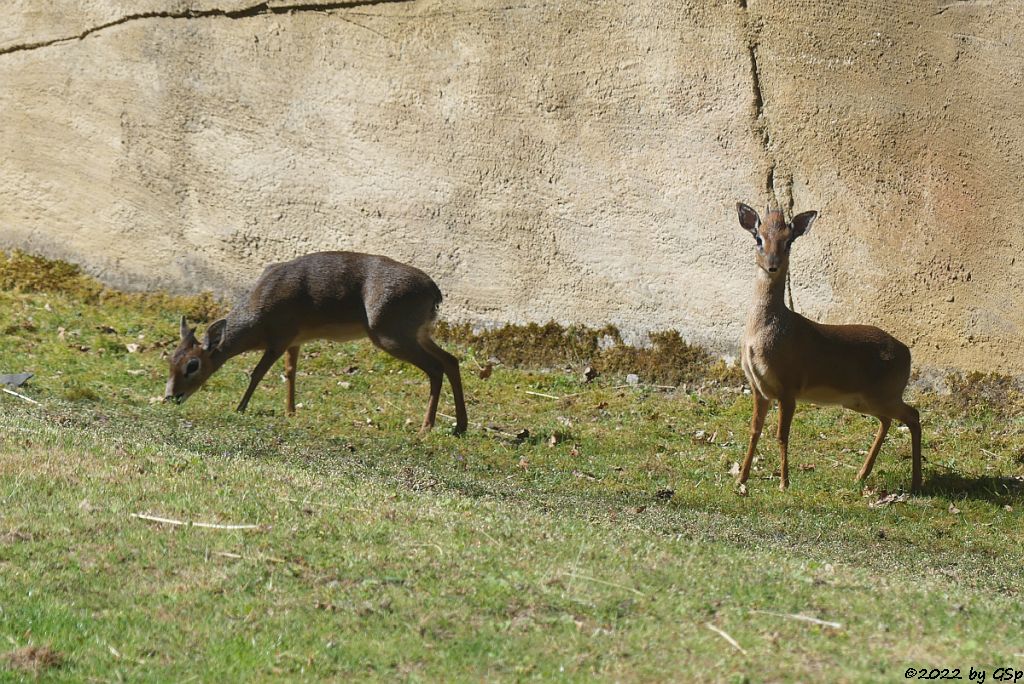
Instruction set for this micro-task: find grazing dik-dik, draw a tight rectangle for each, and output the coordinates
[165,251,468,434]
[734,203,922,493]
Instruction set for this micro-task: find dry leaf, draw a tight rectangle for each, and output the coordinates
[948,503,961,515]
[728,462,741,477]
[125,343,140,353]
[515,428,530,443]
[737,483,749,497]
[548,433,561,447]
[582,365,598,382]
[798,463,816,472]
[570,444,581,458]
[868,492,910,509]
[478,362,493,380]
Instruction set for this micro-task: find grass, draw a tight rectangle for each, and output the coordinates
[1,253,1023,681]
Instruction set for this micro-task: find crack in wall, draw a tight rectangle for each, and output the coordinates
[742,6,794,219]
[745,30,790,214]
[0,0,410,56]
[743,4,797,309]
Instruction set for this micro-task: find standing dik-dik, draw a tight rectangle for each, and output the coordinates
[164,251,468,434]
[735,203,922,493]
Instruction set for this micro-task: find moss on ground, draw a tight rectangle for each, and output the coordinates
[0,250,223,323]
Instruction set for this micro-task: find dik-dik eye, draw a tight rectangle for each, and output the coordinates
[185,358,201,376]
[754,235,763,248]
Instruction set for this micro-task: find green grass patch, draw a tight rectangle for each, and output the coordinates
[1,253,1023,681]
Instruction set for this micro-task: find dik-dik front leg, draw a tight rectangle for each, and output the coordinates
[777,397,796,491]
[739,391,771,486]
[237,348,285,413]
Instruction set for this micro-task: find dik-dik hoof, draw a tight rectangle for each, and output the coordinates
[779,480,789,492]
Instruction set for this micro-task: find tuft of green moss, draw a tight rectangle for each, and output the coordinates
[435,322,744,387]
[0,250,223,323]
[942,371,1024,416]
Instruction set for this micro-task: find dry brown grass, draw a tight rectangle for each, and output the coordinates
[2,645,64,674]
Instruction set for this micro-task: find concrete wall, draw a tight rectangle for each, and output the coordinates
[2,1,1022,372]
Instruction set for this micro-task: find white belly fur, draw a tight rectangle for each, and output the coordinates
[800,386,870,412]
[292,322,367,345]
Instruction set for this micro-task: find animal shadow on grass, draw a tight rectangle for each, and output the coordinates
[923,469,1024,506]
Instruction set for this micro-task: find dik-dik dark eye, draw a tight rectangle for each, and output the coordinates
[755,235,763,248]
[185,358,201,376]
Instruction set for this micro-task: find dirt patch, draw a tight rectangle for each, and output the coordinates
[0,530,35,545]
[2,645,64,674]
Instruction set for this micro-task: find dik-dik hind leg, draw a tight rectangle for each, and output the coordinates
[284,346,300,416]
[370,333,444,434]
[739,391,771,485]
[856,417,891,483]
[237,348,285,413]
[896,402,923,494]
[420,336,468,434]
[777,398,796,491]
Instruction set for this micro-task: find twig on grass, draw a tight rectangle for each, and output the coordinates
[131,513,262,530]
[524,390,561,399]
[2,387,40,405]
[705,622,747,655]
[213,550,286,563]
[477,528,501,546]
[560,572,645,597]
[751,609,842,629]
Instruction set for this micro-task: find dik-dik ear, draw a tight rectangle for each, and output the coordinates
[202,318,228,352]
[736,202,761,237]
[179,316,197,343]
[791,210,818,238]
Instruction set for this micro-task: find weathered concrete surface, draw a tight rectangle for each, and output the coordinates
[1,1,1022,372]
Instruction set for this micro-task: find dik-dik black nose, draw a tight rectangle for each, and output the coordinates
[768,266,779,273]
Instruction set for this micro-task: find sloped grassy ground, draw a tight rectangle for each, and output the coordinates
[1,252,1023,682]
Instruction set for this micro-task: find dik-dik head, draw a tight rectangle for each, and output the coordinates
[165,316,227,404]
[736,203,818,278]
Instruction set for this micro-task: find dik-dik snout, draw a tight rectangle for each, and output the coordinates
[165,316,226,404]
[737,203,818,277]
